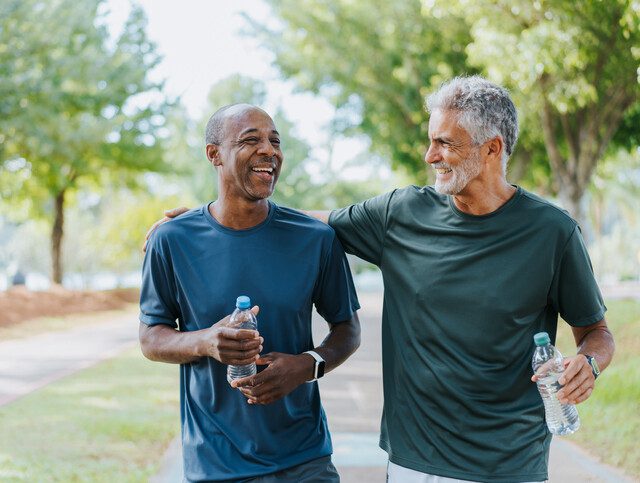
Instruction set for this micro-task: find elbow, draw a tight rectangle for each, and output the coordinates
[350,314,362,354]
[139,323,161,361]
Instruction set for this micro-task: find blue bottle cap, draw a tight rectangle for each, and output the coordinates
[236,295,251,309]
[533,332,550,346]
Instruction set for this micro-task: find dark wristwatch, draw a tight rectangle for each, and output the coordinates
[584,355,601,379]
[304,350,326,382]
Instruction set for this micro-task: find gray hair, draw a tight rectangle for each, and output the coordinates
[426,76,519,169]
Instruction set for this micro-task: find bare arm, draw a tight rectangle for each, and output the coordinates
[139,307,263,365]
[232,312,361,404]
[556,318,615,404]
[304,210,331,224]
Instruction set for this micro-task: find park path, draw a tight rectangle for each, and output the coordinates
[0,311,137,406]
[0,289,636,482]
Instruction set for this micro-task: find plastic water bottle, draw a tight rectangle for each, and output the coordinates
[226,295,258,384]
[532,332,580,435]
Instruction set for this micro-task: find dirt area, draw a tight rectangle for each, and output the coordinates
[0,286,140,328]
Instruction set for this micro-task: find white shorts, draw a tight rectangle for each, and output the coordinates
[387,461,546,483]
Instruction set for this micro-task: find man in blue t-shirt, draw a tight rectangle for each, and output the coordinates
[139,104,360,482]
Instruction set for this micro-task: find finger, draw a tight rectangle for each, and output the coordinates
[558,373,590,403]
[250,305,260,316]
[558,358,584,385]
[218,327,260,340]
[225,356,261,366]
[145,217,168,241]
[571,385,594,405]
[164,206,189,218]
[232,373,262,389]
[256,357,274,366]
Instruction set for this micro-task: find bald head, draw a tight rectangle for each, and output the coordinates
[205,103,271,146]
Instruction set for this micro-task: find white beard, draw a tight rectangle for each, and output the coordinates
[434,150,483,195]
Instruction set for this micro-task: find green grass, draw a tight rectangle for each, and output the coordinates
[0,347,180,482]
[555,298,640,479]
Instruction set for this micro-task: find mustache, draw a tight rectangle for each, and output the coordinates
[432,162,452,169]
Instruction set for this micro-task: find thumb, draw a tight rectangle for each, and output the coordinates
[250,305,260,316]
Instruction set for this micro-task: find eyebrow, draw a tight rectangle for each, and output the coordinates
[239,128,280,136]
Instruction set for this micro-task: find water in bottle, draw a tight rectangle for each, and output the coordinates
[227,295,258,384]
[531,332,580,435]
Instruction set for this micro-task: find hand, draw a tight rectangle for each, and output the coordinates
[531,355,595,405]
[230,352,314,405]
[142,206,190,252]
[201,306,263,365]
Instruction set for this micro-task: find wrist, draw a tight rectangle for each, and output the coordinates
[303,350,326,382]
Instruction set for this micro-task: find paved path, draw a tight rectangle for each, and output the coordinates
[0,311,137,406]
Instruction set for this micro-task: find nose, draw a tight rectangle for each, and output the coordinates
[424,142,439,165]
[257,139,277,157]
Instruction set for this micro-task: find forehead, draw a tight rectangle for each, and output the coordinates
[223,108,276,138]
[428,109,470,140]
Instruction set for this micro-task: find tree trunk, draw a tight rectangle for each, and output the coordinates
[51,189,65,285]
[558,184,590,241]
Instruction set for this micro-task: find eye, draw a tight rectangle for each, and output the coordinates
[241,137,259,144]
[271,138,281,146]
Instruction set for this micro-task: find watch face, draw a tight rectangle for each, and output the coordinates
[587,356,600,377]
[317,360,326,379]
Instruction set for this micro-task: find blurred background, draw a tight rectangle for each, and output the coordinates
[0,1,638,482]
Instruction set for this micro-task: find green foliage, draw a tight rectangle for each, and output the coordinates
[0,0,168,217]
[0,0,169,282]
[250,0,640,225]
[250,0,472,181]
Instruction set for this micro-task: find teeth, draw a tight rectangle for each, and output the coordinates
[252,167,273,173]
[436,168,452,174]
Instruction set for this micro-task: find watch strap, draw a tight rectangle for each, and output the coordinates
[584,354,600,379]
[304,350,326,382]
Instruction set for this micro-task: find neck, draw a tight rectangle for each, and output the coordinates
[452,178,516,216]
[209,196,270,229]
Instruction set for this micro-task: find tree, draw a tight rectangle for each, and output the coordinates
[0,0,168,284]
[462,0,640,227]
[250,0,640,227]
[249,0,472,182]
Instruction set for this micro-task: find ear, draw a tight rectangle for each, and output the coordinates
[206,144,222,167]
[485,136,503,163]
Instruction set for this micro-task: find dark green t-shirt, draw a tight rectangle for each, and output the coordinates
[329,185,606,482]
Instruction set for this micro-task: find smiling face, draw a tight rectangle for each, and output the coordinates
[425,109,483,195]
[209,106,283,201]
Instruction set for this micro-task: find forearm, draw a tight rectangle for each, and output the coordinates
[139,322,204,364]
[310,313,361,376]
[304,210,331,224]
[574,320,615,372]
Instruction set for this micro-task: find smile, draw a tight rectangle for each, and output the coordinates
[436,168,452,174]
[251,167,274,174]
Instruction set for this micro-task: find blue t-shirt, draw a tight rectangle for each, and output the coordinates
[140,202,360,482]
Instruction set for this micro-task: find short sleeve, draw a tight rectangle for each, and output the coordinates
[139,234,181,328]
[328,190,395,266]
[312,233,361,324]
[549,226,606,326]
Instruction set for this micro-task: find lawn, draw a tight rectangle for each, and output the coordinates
[555,298,640,479]
[0,347,180,482]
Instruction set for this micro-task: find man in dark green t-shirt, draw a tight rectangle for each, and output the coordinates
[147,77,615,482]
[324,76,614,482]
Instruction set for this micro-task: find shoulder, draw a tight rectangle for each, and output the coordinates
[517,188,578,238]
[273,204,336,238]
[149,206,206,249]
